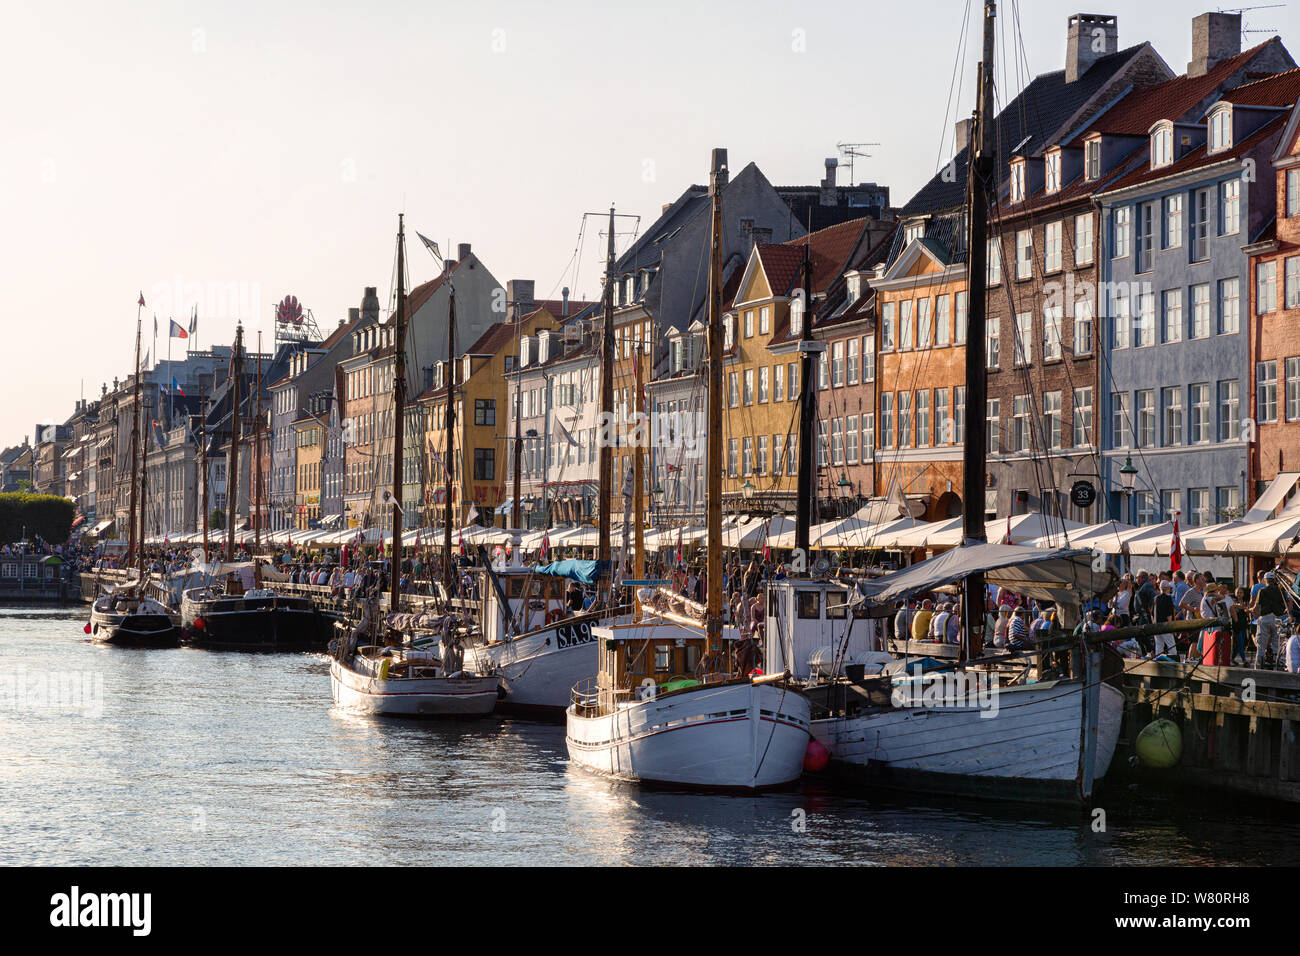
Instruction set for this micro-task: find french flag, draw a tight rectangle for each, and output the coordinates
[169,319,188,339]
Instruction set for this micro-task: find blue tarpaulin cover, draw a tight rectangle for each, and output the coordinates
[533,559,607,585]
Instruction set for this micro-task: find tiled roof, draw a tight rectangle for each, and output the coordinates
[757,217,872,297]
[465,322,517,356]
[1074,40,1277,140]
[902,43,1151,217]
[1221,66,1300,107]
[1099,113,1287,194]
[407,261,463,315]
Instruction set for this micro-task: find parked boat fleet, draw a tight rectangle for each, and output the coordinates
[82,537,1132,806]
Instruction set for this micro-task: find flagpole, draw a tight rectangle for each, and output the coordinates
[166,323,172,543]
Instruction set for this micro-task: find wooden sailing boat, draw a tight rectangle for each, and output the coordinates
[793,1,1127,806]
[329,214,498,716]
[88,309,180,647]
[564,149,812,790]
[458,206,625,719]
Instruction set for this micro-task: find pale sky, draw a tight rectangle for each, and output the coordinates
[3,0,1296,447]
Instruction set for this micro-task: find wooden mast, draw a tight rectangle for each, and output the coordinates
[633,340,646,620]
[199,385,210,561]
[961,0,997,660]
[389,214,407,613]
[442,256,457,599]
[127,314,143,570]
[705,148,727,673]
[254,332,263,553]
[226,325,244,562]
[794,241,818,556]
[139,398,149,580]
[598,206,616,601]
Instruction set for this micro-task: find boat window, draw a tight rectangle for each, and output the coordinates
[625,643,647,675]
[654,645,672,672]
[826,591,847,619]
[797,591,821,619]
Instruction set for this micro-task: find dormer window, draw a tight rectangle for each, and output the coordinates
[1045,151,1061,193]
[1010,160,1026,203]
[1084,138,1101,181]
[790,297,804,336]
[846,274,861,301]
[1208,105,1232,153]
[903,221,924,245]
[1150,123,1173,169]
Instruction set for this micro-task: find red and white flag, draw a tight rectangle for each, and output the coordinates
[676,527,684,567]
[1001,515,1013,545]
[539,531,550,562]
[762,518,771,562]
[1170,514,1182,572]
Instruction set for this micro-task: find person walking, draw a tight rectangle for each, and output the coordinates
[1250,572,1286,669]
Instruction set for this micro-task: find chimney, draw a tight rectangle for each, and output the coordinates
[954,117,973,155]
[820,157,838,205]
[561,287,570,316]
[506,279,535,320]
[1066,14,1118,83]
[1188,11,1241,78]
[360,286,380,324]
[710,147,728,193]
[458,242,472,262]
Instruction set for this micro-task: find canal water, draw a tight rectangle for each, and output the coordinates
[2,604,1297,866]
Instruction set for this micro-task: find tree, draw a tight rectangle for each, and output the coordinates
[209,508,226,530]
[0,492,75,544]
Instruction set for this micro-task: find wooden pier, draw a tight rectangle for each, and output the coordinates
[1115,660,1300,804]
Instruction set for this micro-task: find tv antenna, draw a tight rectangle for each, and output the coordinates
[1222,4,1285,37]
[837,142,881,185]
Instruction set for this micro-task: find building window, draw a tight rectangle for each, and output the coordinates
[935,295,951,346]
[916,390,930,447]
[1161,289,1183,344]
[955,386,967,443]
[1110,294,1130,351]
[1217,380,1239,442]
[774,363,785,402]
[831,341,845,387]
[987,238,1001,285]
[1074,387,1093,447]
[1217,486,1242,522]
[898,392,912,447]
[1289,168,1300,218]
[743,436,754,474]
[845,416,858,463]
[1012,395,1031,452]
[1045,151,1061,193]
[830,419,843,465]
[744,310,754,338]
[728,371,739,408]
[1135,292,1155,348]
[1074,296,1093,356]
[935,388,950,445]
[917,297,932,348]
[863,414,875,460]
[474,399,496,426]
[1287,357,1300,421]
[817,351,829,390]
[880,301,895,349]
[1043,304,1062,361]
[986,316,1000,369]
[1113,206,1131,258]
[1190,284,1211,338]
[1112,392,1130,448]
[955,292,968,343]
[863,336,875,381]
[758,365,769,403]
[728,438,738,477]
[1151,126,1172,168]
[1190,383,1211,443]
[1162,386,1183,446]
[986,399,1000,454]
[1136,389,1155,448]
[1220,179,1239,236]
[1016,229,1032,280]
[1164,194,1183,248]
[881,393,894,448]
[1010,161,1025,202]
[900,300,914,349]
[1043,390,1062,450]
[1286,257,1300,309]
[1188,488,1210,528]
[1209,107,1232,153]
[1085,139,1101,181]
[473,448,495,480]
[790,297,804,336]
[759,306,770,335]
[1257,361,1278,424]
[1162,490,1182,525]
[1191,189,1210,262]
[743,368,754,405]
[1014,312,1032,365]
[846,338,859,383]
[1075,213,1094,265]
[1136,201,1156,273]
[1257,261,1277,315]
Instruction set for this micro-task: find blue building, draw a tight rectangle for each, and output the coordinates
[1097,63,1296,532]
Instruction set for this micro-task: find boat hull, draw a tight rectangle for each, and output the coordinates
[88,610,181,648]
[330,659,499,717]
[810,679,1124,807]
[465,616,602,719]
[566,680,811,790]
[182,594,337,651]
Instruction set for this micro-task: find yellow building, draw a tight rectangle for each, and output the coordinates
[292,414,325,529]
[721,219,877,514]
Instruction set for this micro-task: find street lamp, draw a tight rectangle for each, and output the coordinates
[741,479,755,501]
[1119,456,1138,495]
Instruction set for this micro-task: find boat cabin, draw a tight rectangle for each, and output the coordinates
[477,565,596,643]
[580,621,722,716]
[763,579,885,680]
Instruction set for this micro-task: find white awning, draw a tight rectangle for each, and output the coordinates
[1246,471,1300,521]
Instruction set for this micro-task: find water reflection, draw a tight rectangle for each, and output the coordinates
[1,605,1298,866]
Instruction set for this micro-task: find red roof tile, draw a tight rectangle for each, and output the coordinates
[1100,113,1287,194]
[1222,67,1300,107]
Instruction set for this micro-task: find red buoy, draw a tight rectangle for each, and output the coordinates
[83,623,92,634]
[803,740,831,773]
[193,617,206,630]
